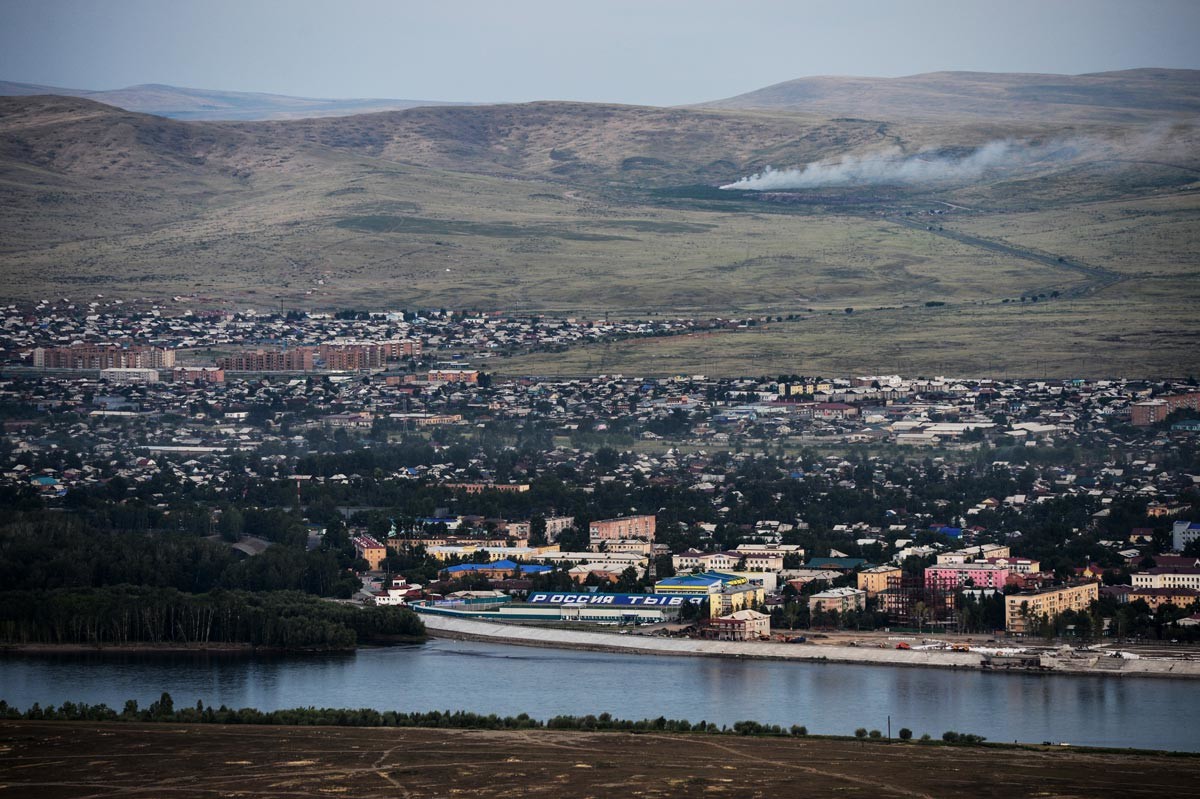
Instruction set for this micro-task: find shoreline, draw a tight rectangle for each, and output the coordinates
[418,613,1200,679]
[0,642,356,656]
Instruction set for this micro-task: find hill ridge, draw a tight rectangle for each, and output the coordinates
[0,80,457,121]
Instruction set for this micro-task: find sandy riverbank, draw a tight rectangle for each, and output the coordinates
[418,613,1200,678]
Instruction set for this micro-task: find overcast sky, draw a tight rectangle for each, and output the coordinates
[3,0,1199,105]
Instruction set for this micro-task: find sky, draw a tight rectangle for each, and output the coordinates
[2,0,1199,105]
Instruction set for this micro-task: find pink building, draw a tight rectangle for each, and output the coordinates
[924,563,1010,592]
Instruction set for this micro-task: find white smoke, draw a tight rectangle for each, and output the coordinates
[719,140,1066,191]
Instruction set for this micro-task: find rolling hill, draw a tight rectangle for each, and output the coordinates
[701,69,1200,122]
[0,80,454,120]
[0,77,1197,376]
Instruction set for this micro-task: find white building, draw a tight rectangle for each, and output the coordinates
[100,367,160,384]
[1173,520,1200,552]
[1132,569,1200,590]
[808,587,867,615]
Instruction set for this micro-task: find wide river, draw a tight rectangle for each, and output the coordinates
[3,639,1198,751]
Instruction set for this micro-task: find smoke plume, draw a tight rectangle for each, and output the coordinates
[719,139,1081,191]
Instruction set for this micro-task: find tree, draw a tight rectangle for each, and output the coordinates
[914,601,929,633]
[528,515,548,547]
[217,506,244,542]
[899,727,913,740]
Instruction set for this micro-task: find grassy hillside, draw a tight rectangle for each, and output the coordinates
[0,90,1196,376]
[702,69,1200,123]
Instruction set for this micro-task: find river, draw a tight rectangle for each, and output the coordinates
[3,639,1198,751]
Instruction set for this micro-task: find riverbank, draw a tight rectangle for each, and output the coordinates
[418,613,1200,678]
[3,720,1198,799]
[0,642,358,656]
[0,635,427,656]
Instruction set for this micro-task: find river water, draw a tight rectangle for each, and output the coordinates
[3,639,1197,751]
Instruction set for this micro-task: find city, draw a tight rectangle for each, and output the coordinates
[4,302,1199,672]
[3,2,1200,796]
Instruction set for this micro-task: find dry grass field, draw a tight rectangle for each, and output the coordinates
[2,721,1199,799]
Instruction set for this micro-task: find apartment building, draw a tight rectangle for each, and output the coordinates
[1005,583,1099,634]
[34,344,175,370]
[857,565,902,597]
[590,514,656,543]
[218,348,313,372]
[808,587,868,615]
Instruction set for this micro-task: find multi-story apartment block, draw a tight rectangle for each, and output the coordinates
[589,514,656,543]
[1005,583,1099,634]
[217,348,314,371]
[34,345,175,370]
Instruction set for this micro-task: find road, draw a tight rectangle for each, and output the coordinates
[886,214,1126,298]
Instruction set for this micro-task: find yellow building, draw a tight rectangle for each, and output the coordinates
[1005,583,1099,634]
[654,571,765,618]
[857,565,902,598]
[352,535,388,571]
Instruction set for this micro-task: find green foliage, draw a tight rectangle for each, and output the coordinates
[899,728,913,740]
[0,512,359,598]
[0,586,423,650]
[0,699,742,738]
[942,731,987,744]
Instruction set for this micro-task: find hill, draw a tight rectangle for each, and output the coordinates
[0,80,453,120]
[701,69,1200,122]
[0,92,1196,376]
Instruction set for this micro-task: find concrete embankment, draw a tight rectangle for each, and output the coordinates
[418,614,1200,678]
[419,614,980,670]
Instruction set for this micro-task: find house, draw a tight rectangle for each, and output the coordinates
[372,576,423,606]
[702,609,771,641]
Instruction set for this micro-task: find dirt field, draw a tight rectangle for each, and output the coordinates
[2,721,1198,799]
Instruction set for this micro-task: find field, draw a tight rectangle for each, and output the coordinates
[2,721,1199,799]
[494,275,1199,378]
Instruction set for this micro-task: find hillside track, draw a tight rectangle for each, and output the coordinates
[886,215,1127,298]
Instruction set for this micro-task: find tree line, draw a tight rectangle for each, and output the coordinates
[0,512,362,598]
[0,694,989,745]
[0,586,423,651]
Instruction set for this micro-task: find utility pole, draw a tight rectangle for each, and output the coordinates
[887,715,892,739]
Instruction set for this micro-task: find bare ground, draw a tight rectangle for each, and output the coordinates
[1,721,1198,799]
